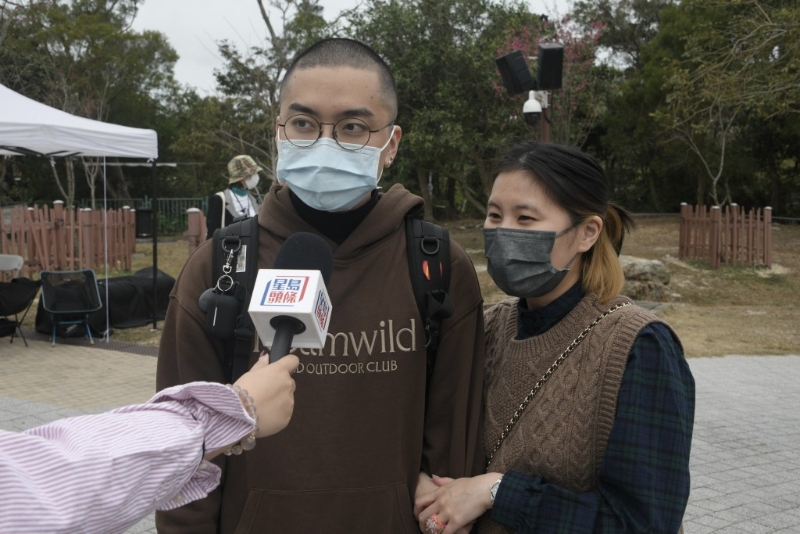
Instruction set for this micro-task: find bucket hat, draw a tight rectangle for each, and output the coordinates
[227,155,262,184]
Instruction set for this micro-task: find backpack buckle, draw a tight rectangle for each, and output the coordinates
[420,236,439,255]
[221,236,242,254]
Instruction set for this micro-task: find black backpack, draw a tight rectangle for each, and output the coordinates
[210,215,454,383]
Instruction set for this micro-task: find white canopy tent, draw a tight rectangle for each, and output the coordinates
[0,83,157,158]
[0,82,163,334]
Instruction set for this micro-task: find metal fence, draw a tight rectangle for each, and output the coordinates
[78,197,208,234]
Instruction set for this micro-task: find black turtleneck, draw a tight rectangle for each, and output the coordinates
[289,189,380,245]
[517,281,585,340]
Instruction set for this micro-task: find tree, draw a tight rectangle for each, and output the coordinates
[572,0,686,212]
[685,0,799,119]
[0,0,179,207]
[573,0,676,72]
[675,0,799,210]
[651,0,799,207]
[205,0,332,181]
[346,0,577,219]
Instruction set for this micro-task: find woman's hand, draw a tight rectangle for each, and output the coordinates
[233,352,299,437]
[415,472,502,534]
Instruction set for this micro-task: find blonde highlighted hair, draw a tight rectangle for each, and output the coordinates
[578,202,634,302]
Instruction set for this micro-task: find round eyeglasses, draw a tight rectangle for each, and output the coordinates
[278,114,395,151]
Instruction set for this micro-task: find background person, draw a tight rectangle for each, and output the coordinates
[0,353,298,534]
[156,38,485,534]
[415,141,695,534]
[206,154,263,238]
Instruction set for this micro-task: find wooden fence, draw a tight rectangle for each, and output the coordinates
[79,196,208,234]
[679,203,772,269]
[0,202,136,277]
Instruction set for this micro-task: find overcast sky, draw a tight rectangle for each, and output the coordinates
[132,0,568,94]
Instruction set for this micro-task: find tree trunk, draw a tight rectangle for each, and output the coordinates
[50,158,75,208]
[646,169,662,212]
[65,158,76,209]
[455,175,487,216]
[695,170,706,207]
[0,156,7,182]
[416,167,434,220]
[768,156,781,213]
[445,176,456,218]
[473,155,494,199]
[82,158,99,210]
[109,161,131,199]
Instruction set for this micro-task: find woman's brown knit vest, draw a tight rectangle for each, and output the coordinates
[476,294,662,533]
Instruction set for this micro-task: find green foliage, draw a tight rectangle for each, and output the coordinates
[344,0,613,219]
[163,0,335,199]
[0,0,180,206]
[575,0,799,215]
[573,0,675,72]
[2,0,797,217]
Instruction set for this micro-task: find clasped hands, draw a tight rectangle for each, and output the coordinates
[414,472,502,534]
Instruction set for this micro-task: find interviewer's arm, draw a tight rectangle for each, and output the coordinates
[0,355,298,534]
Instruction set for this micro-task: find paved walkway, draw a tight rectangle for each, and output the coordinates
[0,335,159,534]
[1,333,799,533]
[685,355,800,533]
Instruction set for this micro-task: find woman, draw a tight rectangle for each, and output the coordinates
[206,154,263,238]
[415,141,694,534]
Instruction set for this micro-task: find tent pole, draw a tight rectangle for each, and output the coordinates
[103,157,110,343]
[151,159,158,332]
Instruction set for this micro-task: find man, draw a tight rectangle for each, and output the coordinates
[206,155,263,239]
[156,38,485,534]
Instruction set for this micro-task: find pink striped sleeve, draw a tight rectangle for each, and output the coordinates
[0,382,254,534]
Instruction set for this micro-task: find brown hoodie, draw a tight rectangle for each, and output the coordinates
[156,184,485,534]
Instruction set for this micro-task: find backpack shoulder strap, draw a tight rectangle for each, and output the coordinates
[405,217,454,381]
[212,215,260,382]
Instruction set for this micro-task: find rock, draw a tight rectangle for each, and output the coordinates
[620,255,670,284]
[620,255,677,302]
[622,280,678,302]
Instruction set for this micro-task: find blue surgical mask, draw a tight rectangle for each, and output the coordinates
[276,129,395,212]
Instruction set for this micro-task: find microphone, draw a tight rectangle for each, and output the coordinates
[248,232,334,363]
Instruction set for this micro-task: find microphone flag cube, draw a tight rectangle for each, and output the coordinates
[248,269,332,349]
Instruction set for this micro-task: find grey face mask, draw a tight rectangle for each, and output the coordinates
[484,226,577,299]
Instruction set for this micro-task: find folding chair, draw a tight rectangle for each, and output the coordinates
[39,269,103,346]
[0,277,40,347]
[0,254,24,280]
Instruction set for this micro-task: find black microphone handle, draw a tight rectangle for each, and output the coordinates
[269,316,305,364]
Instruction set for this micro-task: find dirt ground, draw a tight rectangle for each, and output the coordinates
[63,216,800,357]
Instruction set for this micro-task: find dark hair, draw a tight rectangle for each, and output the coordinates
[280,38,398,117]
[494,141,635,302]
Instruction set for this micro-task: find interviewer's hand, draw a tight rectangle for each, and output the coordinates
[233,352,299,437]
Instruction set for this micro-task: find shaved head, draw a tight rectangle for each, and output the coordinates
[280,38,398,118]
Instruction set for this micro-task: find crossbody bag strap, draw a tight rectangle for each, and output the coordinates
[216,191,226,229]
[485,301,631,469]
